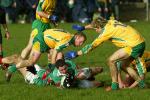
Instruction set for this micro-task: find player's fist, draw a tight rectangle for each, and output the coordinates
[72,25,85,31]
[49,15,58,22]
[64,51,77,60]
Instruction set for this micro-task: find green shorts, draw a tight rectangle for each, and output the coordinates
[131,42,145,58]
[32,19,51,33]
[33,32,49,53]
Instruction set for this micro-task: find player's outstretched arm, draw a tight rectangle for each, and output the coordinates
[64,51,78,60]
[72,24,94,31]
[64,44,93,60]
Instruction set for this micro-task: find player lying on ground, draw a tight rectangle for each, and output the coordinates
[117,51,150,89]
[14,58,103,88]
[0,29,87,80]
[65,17,146,90]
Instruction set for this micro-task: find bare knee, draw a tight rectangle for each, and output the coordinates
[91,67,103,74]
[76,74,86,80]
[96,67,103,73]
[107,57,116,67]
[17,58,35,68]
[56,52,63,60]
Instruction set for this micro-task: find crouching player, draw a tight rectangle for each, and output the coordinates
[0,29,86,81]
[118,51,150,89]
[65,17,146,90]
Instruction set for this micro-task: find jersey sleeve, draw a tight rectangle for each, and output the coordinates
[81,28,113,54]
[54,38,72,52]
[36,0,44,11]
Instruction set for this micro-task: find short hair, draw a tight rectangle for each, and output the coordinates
[74,31,87,41]
[55,59,67,69]
[91,17,107,28]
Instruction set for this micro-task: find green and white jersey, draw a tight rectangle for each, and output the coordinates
[49,60,78,84]
[27,60,78,86]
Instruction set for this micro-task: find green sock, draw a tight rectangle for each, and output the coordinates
[8,64,17,73]
[116,61,122,71]
[111,82,119,90]
[138,80,145,88]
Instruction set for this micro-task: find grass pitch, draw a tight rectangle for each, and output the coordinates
[0,21,150,100]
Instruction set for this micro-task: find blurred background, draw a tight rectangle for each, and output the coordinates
[0,0,149,24]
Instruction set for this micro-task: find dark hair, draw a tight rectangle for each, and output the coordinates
[74,31,87,41]
[55,59,67,69]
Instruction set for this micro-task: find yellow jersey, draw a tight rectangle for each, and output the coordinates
[142,51,150,67]
[81,20,145,54]
[36,0,56,23]
[43,29,74,51]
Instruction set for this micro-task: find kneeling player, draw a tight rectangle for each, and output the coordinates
[118,51,150,89]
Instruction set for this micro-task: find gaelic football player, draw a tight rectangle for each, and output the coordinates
[21,0,58,60]
[117,51,150,89]
[1,29,86,81]
[19,59,103,88]
[65,17,146,90]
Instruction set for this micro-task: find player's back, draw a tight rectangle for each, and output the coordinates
[44,29,72,39]
[106,20,144,47]
[43,29,73,49]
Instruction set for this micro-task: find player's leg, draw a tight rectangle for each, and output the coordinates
[19,65,41,84]
[21,29,38,59]
[0,31,3,57]
[6,50,41,82]
[16,49,41,69]
[2,54,22,81]
[107,48,134,90]
[84,67,103,81]
[2,54,22,64]
[121,60,141,88]
[123,73,135,87]
[76,68,92,80]
[76,67,103,80]
[117,61,133,89]
[18,67,28,78]
[117,58,146,89]
[90,67,103,76]
[77,80,103,88]
[47,49,63,62]
[6,41,42,81]
[0,54,22,70]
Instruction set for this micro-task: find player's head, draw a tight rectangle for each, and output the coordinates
[55,59,68,74]
[91,17,107,32]
[74,32,86,46]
